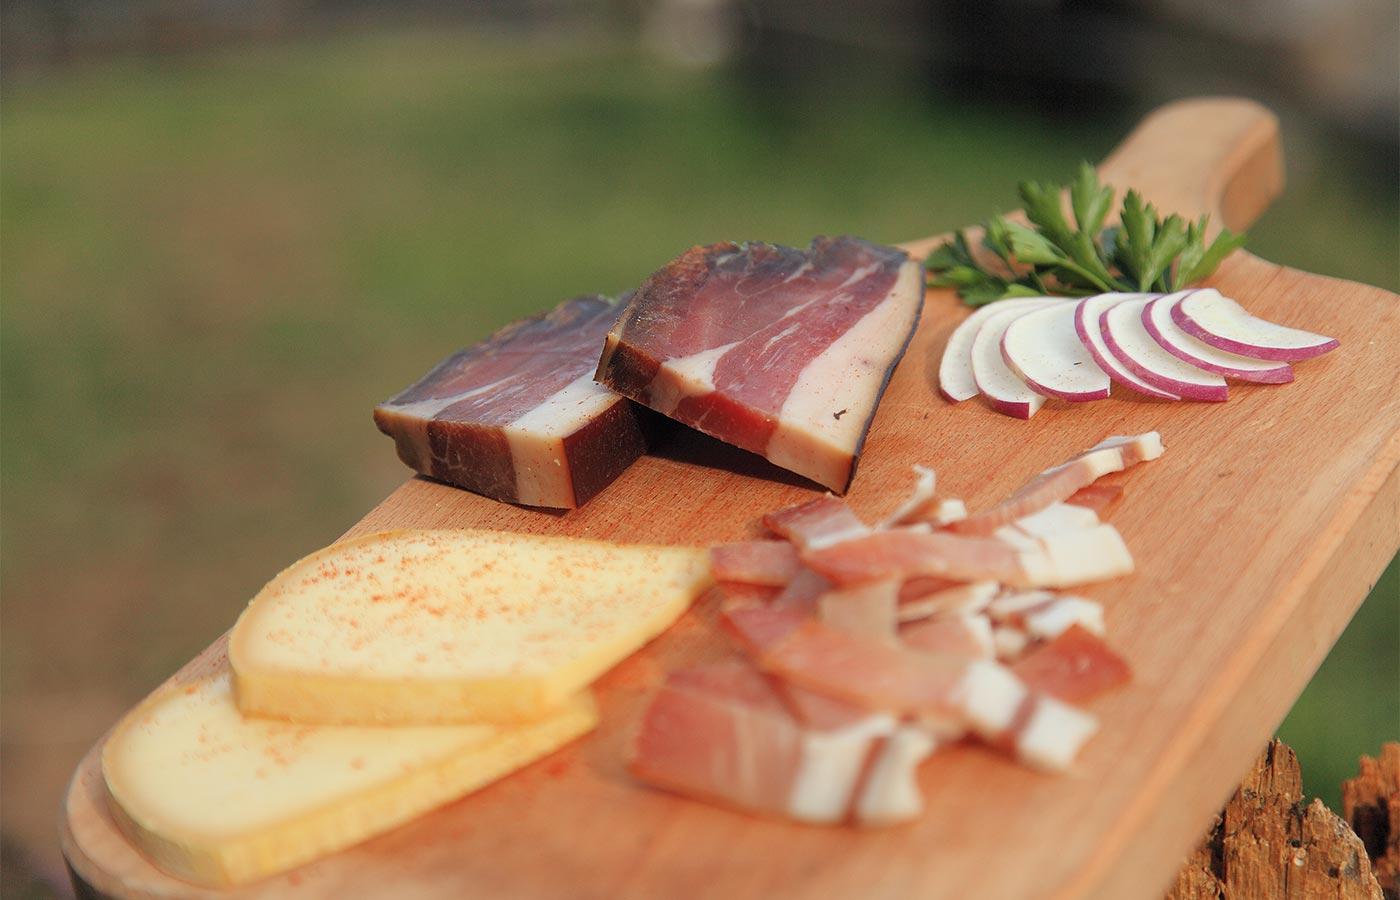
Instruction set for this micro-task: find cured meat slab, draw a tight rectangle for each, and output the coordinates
[374,294,655,509]
[597,236,925,493]
[63,98,1400,900]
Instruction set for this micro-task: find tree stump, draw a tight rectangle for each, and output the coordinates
[1344,744,1400,900]
[1165,740,1383,900]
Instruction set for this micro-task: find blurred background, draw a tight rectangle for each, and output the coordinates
[2,1,1396,896]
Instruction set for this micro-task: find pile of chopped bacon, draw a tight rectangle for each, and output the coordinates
[627,432,1161,826]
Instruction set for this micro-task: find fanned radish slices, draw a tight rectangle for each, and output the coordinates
[971,302,1059,418]
[1001,302,1111,401]
[1100,296,1228,401]
[1171,288,1340,361]
[1143,292,1293,383]
[1074,293,1178,400]
[939,297,1063,402]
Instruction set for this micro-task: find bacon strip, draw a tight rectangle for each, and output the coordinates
[1064,483,1125,516]
[901,615,995,659]
[1012,625,1131,703]
[951,432,1163,535]
[723,608,967,716]
[710,540,802,586]
[763,496,872,550]
[803,529,1031,587]
[897,578,998,622]
[817,580,899,640]
[627,659,898,824]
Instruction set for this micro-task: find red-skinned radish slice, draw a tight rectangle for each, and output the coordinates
[938,297,1063,402]
[1100,296,1228,401]
[1001,302,1111,401]
[1143,292,1293,383]
[971,301,1059,418]
[1073,293,1179,400]
[1172,288,1339,361]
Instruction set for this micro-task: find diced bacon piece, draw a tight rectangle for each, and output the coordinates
[627,660,896,823]
[953,660,1029,739]
[720,605,808,657]
[772,679,880,731]
[992,625,1031,660]
[713,582,781,614]
[771,567,832,612]
[988,591,1103,639]
[763,496,872,550]
[1064,483,1125,516]
[803,529,1032,587]
[786,716,900,822]
[596,237,925,493]
[1012,625,1132,703]
[901,615,994,659]
[1013,502,1100,538]
[725,609,967,716]
[627,660,805,817]
[987,589,1057,619]
[1024,596,1105,640]
[853,724,938,826]
[879,467,969,529]
[1013,694,1099,772]
[897,579,998,623]
[818,580,899,640]
[955,662,1099,771]
[1019,524,1134,588]
[709,540,802,586]
[374,295,655,509]
[951,432,1164,535]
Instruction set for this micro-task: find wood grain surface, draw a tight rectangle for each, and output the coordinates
[61,97,1400,900]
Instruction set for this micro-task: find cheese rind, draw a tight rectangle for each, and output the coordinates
[229,529,711,724]
[102,671,597,887]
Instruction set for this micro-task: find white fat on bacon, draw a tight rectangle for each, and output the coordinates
[879,465,968,529]
[1015,695,1100,772]
[1018,524,1135,588]
[953,432,1163,535]
[852,724,938,826]
[953,660,1099,772]
[896,579,998,623]
[989,590,1106,641]
[788,714,901,822]
[767,260,927,492]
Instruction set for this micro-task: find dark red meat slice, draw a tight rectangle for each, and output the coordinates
[373,295,657,508]
[596,237,925,492]
[1011,624,1132,703]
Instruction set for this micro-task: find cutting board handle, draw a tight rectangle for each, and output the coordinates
[1097,97,1283,235]
[900,97,1283,260]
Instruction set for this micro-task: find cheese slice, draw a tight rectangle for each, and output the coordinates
[229,529,712,724]
[102,670,597,887]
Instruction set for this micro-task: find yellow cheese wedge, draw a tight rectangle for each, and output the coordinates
[229,529,712,724]
[102,670,596,887]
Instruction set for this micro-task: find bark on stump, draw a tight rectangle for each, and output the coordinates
[1344,744,1400,900]
[1166,739,1383,900]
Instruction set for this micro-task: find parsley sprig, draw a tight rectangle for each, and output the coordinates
[926,163,1247,306]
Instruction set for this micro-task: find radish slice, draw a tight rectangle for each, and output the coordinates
[1001,303,1111,401]
[1100,297,1227,401]
[1172,288,1339,361]
[1073,294,1179,400]
[971,303,1059,418]
[939,298,1065,402]
[1143,291,1293,383]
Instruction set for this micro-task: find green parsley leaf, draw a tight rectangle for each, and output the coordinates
[924,164,1248,305]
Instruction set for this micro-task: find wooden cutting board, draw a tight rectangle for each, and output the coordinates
[61,97,1400,900]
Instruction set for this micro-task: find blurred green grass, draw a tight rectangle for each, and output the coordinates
[1,28,1395,884]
